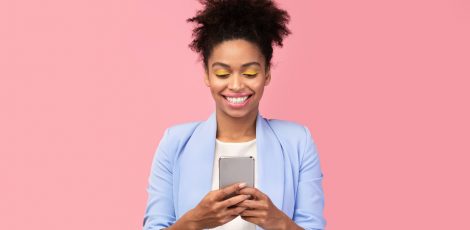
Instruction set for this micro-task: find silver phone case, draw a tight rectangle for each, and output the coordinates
[219,156,255,189]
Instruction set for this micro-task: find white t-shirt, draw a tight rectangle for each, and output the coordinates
[210,138,257,230]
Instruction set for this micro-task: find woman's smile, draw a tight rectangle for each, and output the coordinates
[222,94,254,108]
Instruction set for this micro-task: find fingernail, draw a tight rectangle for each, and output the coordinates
[239,183,247,188]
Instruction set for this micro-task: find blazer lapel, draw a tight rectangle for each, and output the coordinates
[256,112,285,211]
[176,111,285,217]
[176,112,217,217]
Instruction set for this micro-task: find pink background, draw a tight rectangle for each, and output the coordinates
[1,0,469,229]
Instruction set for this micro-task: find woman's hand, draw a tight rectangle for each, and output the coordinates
[177,183,251,230]
[236,187,303,230]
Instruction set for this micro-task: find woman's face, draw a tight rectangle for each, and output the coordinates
[204,39,271,119]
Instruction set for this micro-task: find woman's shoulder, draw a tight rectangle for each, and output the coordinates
[155,120,203,155]
[166,120,202,133]
[163,120,203,141]
[265,117,316,149]
[266,118,311,137]
[266,118,306,131]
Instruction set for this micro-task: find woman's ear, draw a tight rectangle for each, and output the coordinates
[204,67,210,87]
[264,70,271,86]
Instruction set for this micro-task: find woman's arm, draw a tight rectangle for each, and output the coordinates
[143,128,177,229]
[162,213,198,230]
[292,126,326,229]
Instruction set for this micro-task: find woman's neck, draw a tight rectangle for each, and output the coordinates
[215,109,257,142]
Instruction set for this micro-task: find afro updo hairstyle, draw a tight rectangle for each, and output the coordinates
[186,0,291,72]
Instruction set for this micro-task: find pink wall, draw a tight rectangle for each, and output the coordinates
[1,0,469,229]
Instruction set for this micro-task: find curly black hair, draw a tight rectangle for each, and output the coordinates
[187,0,291,72]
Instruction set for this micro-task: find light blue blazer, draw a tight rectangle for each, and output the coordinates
[143,111,326,230]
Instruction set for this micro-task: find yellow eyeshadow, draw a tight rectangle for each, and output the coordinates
[242,70,258,75]
[214,70,230,75]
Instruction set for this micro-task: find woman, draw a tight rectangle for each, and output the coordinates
[143,0,326,229]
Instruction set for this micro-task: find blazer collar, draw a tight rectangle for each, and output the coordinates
[176,111,285,217]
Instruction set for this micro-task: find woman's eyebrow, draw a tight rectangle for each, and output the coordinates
[241,62,261,68]
[212,62,261,68]
[212,62,231,68]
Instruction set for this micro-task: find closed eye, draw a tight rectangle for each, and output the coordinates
[215,74,230,78]
[243,73,258,78]
[242,70,258,78]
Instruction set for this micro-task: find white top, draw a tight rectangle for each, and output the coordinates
[210,138,257,230]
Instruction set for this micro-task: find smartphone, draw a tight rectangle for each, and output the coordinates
[219,156,255,190]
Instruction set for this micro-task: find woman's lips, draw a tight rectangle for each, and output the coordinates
[222,94,253,108]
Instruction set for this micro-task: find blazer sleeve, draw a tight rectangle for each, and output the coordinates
[293,126,327,230]
[143,128,176,229]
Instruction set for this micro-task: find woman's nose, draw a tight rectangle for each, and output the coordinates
[228,74,242,90]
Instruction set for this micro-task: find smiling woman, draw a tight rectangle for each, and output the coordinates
[205,39,270,124]
[143,0,326,229]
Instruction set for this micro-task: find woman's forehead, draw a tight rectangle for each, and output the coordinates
[209,39,265,68]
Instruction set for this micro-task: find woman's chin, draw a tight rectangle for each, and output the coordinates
[220,108,253,119]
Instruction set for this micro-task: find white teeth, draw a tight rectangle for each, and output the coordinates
[225,96,249,104]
